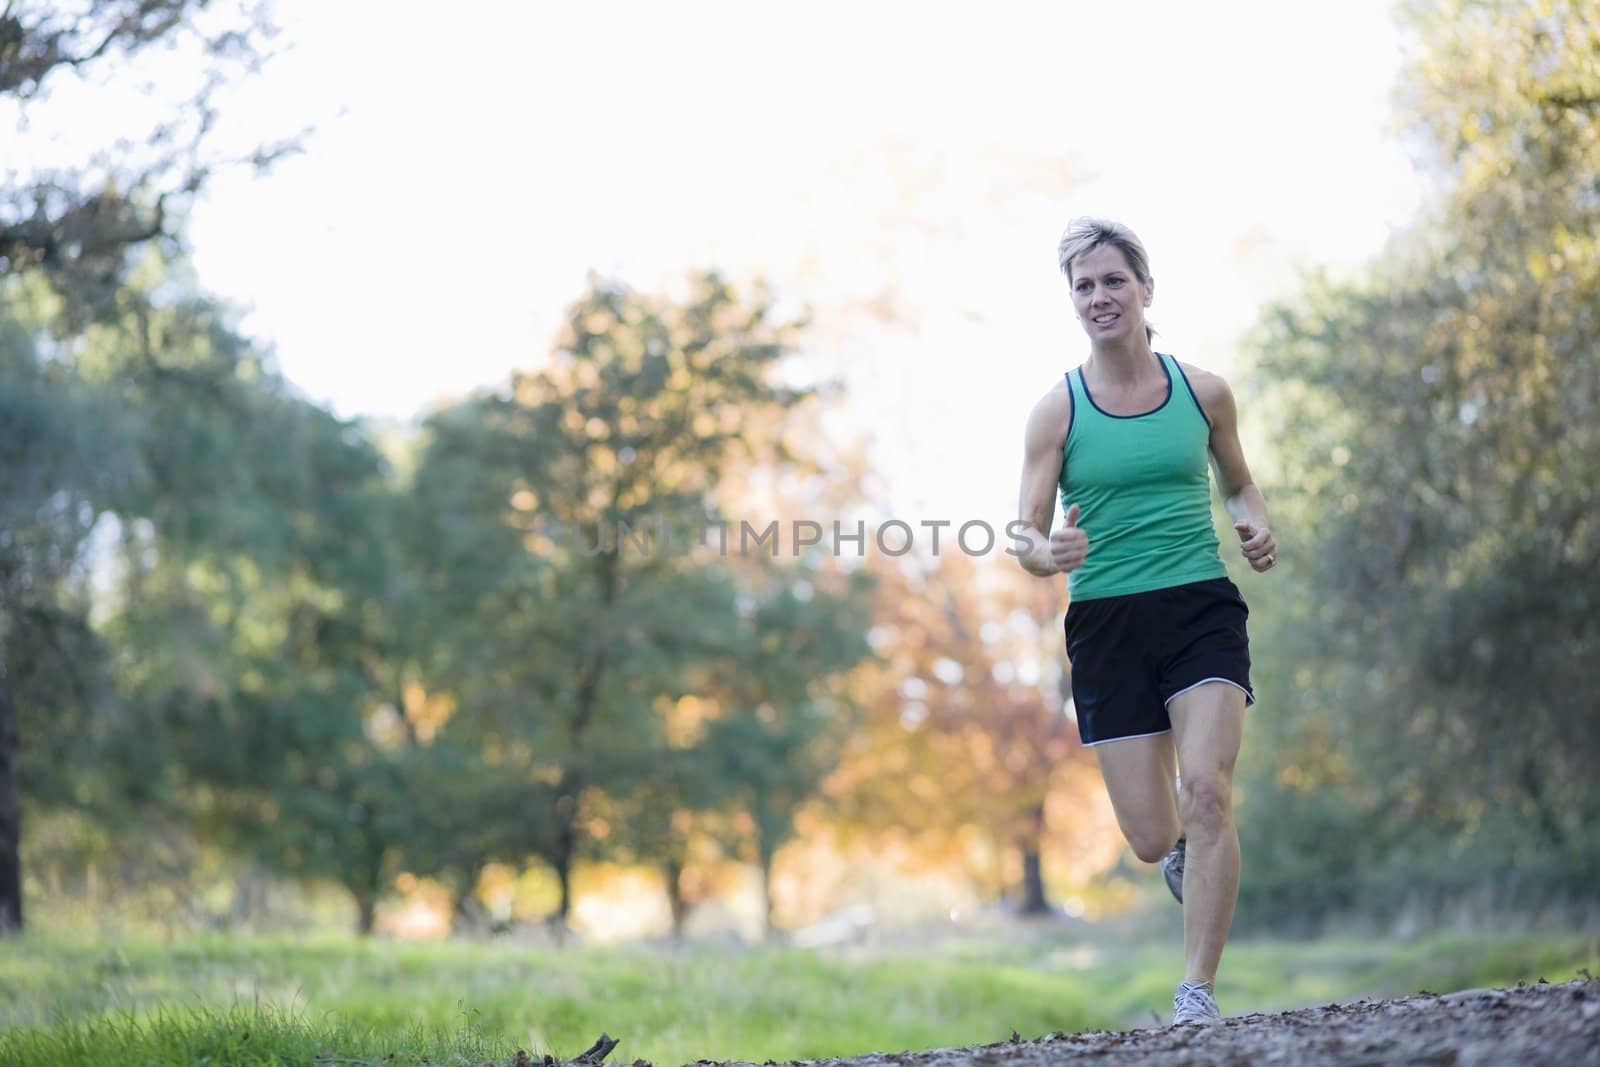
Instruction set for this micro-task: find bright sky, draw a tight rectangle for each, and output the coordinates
[53,1,1429,527]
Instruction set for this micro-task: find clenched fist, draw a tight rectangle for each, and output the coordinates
[1234,520,1277,572]
[1051,503,1090,574]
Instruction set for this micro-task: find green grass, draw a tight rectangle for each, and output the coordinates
[0,1003,516,1067]
[1,928,1595,1066]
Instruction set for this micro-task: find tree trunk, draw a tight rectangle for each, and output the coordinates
[0,659,21,934]
[757,838,776,942]
[354,892,377,936]
[665,856,688,939]
[1519,756,1566,848]
[545,548,612,943]
[452,883,489,933]
[1017,800,1050,915]
[1018,846,1049,915]
[554,791,576,929]
[227,858,267,929]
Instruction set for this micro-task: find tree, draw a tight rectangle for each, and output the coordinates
[828,552,1098,914]
[0,275,139,931]
[0,1,293,322]
[411,271,818,930]
[2,254,469,935]
[699,564,872,938]
[587,731,724,939]
[0,0,293,934]
[1236,0,1600,919]
[73,268,400,931]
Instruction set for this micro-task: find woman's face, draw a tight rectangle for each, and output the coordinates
[1069,243,1152,344]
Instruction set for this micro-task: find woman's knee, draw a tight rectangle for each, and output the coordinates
[1125,825,1181,864]
[1179,776,1234,838]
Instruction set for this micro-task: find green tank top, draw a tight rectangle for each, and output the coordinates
[1058,353,1226,601]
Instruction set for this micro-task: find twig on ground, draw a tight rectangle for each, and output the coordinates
[572,1033,620,1065]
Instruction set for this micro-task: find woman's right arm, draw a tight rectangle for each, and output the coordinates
[1015,383,1082,577]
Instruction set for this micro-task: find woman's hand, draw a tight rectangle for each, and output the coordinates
[1233,520,1277,572]
[1050,503,1090,574]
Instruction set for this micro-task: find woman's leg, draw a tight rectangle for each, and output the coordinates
[1167,681,1246,986]
[1091,731,1181,864]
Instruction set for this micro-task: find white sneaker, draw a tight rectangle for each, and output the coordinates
[1160,838,1185,903]
[1172,979,1221,1025]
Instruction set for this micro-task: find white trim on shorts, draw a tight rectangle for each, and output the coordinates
[1163,677,1254,707]
[1082,727,1173,748]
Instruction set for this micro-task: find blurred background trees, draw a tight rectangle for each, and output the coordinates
[0,0,292,933]
[1234,0,1600,926]
[3,0,1598,941]
[0,230,1077,936]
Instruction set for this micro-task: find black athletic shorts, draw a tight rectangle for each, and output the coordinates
[1063,576,1253,747]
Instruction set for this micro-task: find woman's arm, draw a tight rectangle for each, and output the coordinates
[1015,382,1086,577]
[1186,364,1277,573]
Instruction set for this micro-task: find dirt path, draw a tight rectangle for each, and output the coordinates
[682,978,1600,1067]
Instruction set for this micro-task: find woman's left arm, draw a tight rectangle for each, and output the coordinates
[1189,365,1277,573]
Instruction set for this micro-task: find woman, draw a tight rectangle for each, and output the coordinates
[1014,217,1276,1026]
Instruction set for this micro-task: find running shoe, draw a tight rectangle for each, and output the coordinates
[1160,837,1186,903]
[1172,979,1221,1025]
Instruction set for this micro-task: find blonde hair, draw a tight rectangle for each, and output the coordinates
[1057,217,1156,341]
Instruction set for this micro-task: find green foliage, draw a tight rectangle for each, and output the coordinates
[699,567,873,928]
[0,259,484,931]
[1236,0,1600,924]
[3,253,880,937]
[0,279,134,807]
[411,272,863,923]
[0,0,295,934]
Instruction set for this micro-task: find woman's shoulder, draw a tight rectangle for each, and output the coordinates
[1171,357,1238,426]
[1172,358,1232,405]
[1025,375,1074,446]
[1035,373,1074,414]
